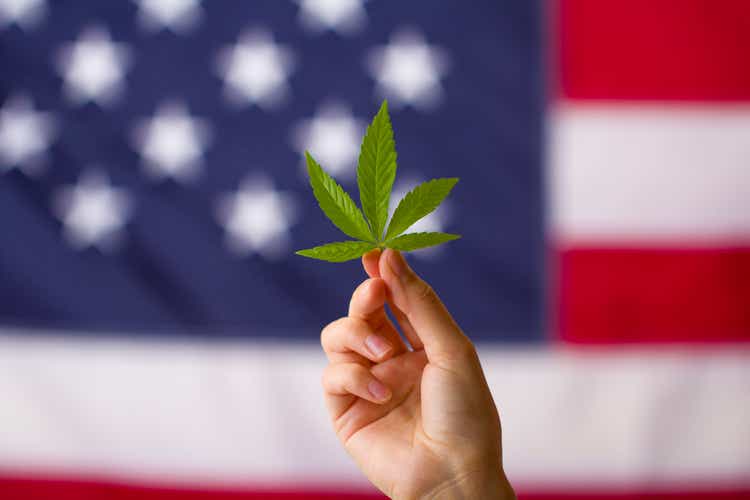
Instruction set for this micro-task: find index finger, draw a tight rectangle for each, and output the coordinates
[348,278,387,322]
[348,277,408,356]
[361,249,423,351]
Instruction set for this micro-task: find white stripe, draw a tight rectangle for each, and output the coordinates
[550,104,750,244]
[1,332,749,490]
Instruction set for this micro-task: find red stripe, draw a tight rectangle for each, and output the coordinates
[2,477,749,500]
[520,493,750,500]
[0,476,383,500]
[0,477,750,500]
[557,247,750,343]
[557,0,750,101]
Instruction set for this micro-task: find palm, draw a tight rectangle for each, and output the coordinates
[334,349,468,498]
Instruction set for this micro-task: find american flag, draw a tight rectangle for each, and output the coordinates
[0,0,748,499]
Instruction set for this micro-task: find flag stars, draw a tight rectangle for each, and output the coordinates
[132,102,211,183]
[0,95,56,176]
[291,101,364,178]
[216,175,297,259]
[295,0,367,35]
[55,26,131,107]
[216,29,295,110]
[0,0,45,30]
[53,170,132,251]
[134,0,202,34]
[366,28,450,110]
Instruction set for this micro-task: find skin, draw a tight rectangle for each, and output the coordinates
[320,248,516,500]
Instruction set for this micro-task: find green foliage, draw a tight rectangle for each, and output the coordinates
[295,241,376,262]
[384,178,458,241]
[357,100,397,241]
[385,232,461,251]
[305,152,373,242]
[297,100,461,262]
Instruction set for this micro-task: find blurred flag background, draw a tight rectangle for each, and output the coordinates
[1,0,749,498]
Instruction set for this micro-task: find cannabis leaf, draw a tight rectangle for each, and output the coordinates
[297,99,461,262]
[384,177,458,241]
[358,100,397,242]
[386,232,461,251]
[296,241,376,262]
[305,152,373,242]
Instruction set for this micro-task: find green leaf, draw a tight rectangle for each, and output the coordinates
[384,178,459,240]
[386,232,461,252]
[357,100,397,242]
[297,101,462,263]
[296,240,376,262]
[306,152,373,242]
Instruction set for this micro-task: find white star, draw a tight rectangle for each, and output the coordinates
[0,0,45,30]
[55,26,131,107]
[0,94,56,176]
[390,177,453,259]
[215,28,295,109]
[134,0,202,34]
[132,102,211,183]
[366,28,450,110]
[295,0,367,35]
[291,101,364,179]
[216,174,297,259]
[53,170,132,251]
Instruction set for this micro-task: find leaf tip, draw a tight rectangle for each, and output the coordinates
[304,151,322,179]
[375,99,391,123]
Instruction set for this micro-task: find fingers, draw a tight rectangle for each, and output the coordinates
[362,248,381,279]
[322,362,392,404]
[347,277,409,355]
[322,316,400,363]
[387,299,424,351]
[362,250,423,351]
[379,249,473,365]
[348,277,387,321]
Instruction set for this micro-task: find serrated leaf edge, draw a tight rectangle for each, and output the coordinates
[385,231,462,251]
[296,240,376,262]
[384,178,459,241]
[306,152,374,242]
[298,101,463,262]
[357,99,397,243]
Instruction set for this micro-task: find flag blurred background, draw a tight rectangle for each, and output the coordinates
[1,0,748,498]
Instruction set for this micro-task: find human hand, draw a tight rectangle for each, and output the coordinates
[320,249,515,499]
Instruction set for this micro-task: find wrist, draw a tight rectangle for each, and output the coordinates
[421,467,515,500]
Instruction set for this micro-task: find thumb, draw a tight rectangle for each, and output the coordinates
[379,249,472,364]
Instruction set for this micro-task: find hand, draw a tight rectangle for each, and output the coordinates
[320,249,515,500]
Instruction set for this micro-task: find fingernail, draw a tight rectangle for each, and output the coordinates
[365,334,393,358]
[387,249,409,276]
[368,379,391,401]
